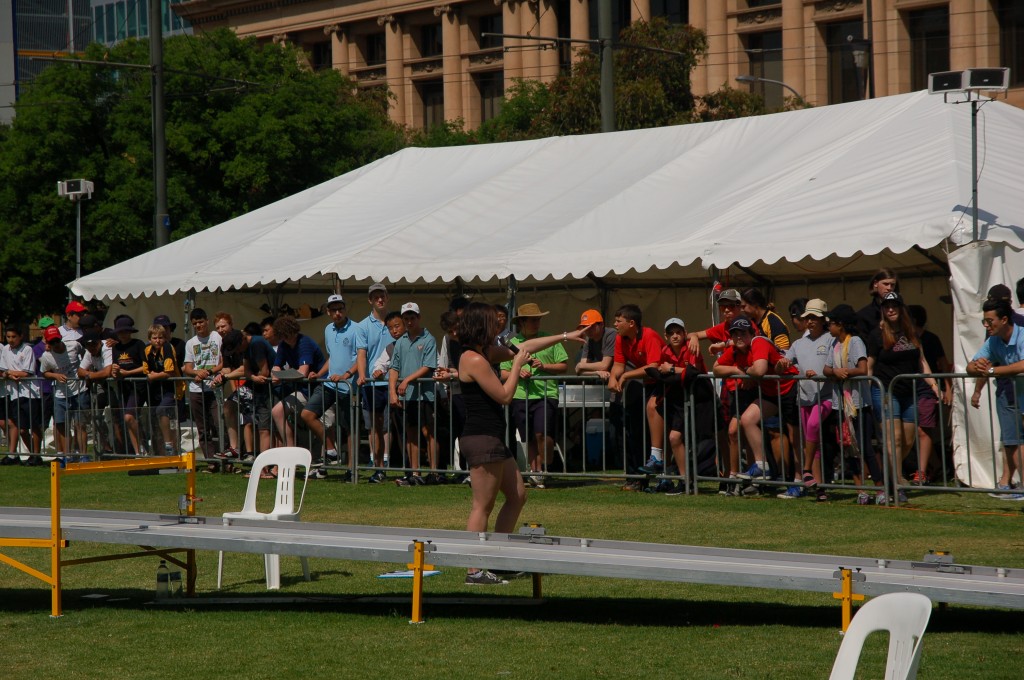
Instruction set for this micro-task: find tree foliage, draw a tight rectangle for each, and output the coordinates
[0,29,403,322]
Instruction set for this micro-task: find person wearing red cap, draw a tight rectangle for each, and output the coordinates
[61,301,87,342]
[40,326,89,459]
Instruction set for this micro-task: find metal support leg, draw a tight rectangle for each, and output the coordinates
[832,567,865,632]
[407,540,435,624]
[532,572,543,599]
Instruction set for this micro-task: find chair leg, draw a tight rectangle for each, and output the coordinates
[265,553,281,590]
[300,556,311,582]
[217,550,224,590]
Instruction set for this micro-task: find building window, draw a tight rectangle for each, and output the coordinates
[116,1,127,41]
[589,0,630,47]
[105,4,115,43]
[420,24,443,58]
[997,0,1024,86]
[825,21,866,104]
[309,42,332,71]
[745,30,784,109]
[907,7,949,91]
[139,0,148,37]
[479,14,502,49]
[650,0,688,24]
[477,71,504,121]
[127,0,138,37]
[419,80,445,128]
[94,6,106,43]
[745,0,780,7]
[364,33,386,66]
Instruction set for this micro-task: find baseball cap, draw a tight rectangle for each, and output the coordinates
[65,301,87,314]
[578,309,603,328]
[800,299,828,318]
[664,317,686,331]
[718,289,741,305]
[38,316,56,329]
[400,302,420,316]
[79,314,101,329]
[368,282,388,295]
[43,326,62,343]
[81,329,102,344]
[326,294,345,306]
[881,291,904,305]
[153,314,177,332]
[728,316,754,334]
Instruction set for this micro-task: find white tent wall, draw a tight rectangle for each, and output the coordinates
[948,241,1024,489]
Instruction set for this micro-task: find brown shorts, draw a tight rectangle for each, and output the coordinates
[460,434,513,468]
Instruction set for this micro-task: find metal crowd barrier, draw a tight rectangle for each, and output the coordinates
[2,372,1018,503]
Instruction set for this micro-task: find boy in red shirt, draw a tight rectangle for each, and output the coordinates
[608,304,666,486]
[713,316,798,482]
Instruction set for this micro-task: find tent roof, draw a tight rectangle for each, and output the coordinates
[72,91,1024,300]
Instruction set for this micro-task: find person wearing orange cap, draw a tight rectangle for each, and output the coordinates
[574,309,615,380]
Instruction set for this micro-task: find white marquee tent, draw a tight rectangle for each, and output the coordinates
[72,90,1024,487]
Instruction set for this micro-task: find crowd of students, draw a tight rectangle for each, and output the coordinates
[2,271,1021,507]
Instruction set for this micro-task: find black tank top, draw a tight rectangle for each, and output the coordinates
[459,351,506,438]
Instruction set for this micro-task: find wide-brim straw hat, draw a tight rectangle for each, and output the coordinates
[515,303,550,319]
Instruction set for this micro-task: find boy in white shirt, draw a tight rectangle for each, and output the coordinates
[39,326,89,459]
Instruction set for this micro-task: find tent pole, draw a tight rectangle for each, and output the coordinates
[506,275,517,328]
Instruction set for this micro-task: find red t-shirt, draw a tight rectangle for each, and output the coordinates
[659,344,706,374]
[704,321,730,344]
[614,327,667,382]
[716,336,796,397]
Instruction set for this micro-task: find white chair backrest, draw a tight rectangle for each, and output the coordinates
[829,592,932,680]
[239,447,312,517]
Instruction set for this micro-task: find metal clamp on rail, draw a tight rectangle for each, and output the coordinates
[509,523,560,545]
[912,550,971,574]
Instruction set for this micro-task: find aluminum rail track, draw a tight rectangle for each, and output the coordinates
[2,506,1022,610]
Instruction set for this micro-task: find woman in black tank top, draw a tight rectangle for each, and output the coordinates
[457,303,588,585]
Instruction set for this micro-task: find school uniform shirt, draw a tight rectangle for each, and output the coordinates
[1,342,41,399]
[785,333,834,406]
[40,341,87,398]
[758,310,791,350]
[324,318,359,394]
[717,336,797,397]
[614,327,667,384]
[390,329,437,402]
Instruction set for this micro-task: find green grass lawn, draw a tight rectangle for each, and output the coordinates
[1,467,1022,679]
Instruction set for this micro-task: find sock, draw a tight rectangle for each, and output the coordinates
[650,447,663,462]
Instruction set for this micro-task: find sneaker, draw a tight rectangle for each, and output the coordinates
[214,448,239,460]
[737,463,768,480]
[424,472,441,485]
[741,483,762,497]
[815,489,828,503]
[308,467,328,480]
[76,455,91,464]
[645,479,675,494]
[1005,493,1024,501]
[910,470,929,486]
[875,491,889,505]
[325,449,339,461]
[465,570,508,586]
[461,474,472,485]
[368,470,386,484]
[528,474,546,489]
[0,456,17,466]
[802,472,817,488]
[856,492,871,505]
[989,484,1014,498]
[411,474,427,486]
[621,479,646,492]
[638,458,664,475]
[665,481,689,496]
[164,443,175,456]
[897,490,908,503]
[777,486,804,500]
[395,475,414,487]
[340,470,353,482]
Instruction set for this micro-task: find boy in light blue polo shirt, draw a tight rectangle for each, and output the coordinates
[389,302,438,485]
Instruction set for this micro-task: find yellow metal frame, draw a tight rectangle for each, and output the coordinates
[0,453,197,617]
[832,567,866,632]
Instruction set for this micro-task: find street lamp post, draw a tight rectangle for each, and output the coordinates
[57,179,94,298]
[735,74,804,102]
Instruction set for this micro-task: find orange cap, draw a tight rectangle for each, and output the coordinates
[577,309,603,328]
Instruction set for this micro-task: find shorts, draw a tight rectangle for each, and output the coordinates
[151,391,178,418]
[916,390,938,429]
[53,392,91,426]
[11,397,43,430]
[883,392,917,423]
[393,400,435,439]
[734,388,797,430]
[511,398,558,441]
[360,384,389,426]
[460,434,513,468]
[252,388,271,431]
[231,384,254,423]
[304,385,352,432]
[996,391,1024,446]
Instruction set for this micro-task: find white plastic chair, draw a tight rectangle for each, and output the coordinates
[829,592,933,680]
[216,447,313,590]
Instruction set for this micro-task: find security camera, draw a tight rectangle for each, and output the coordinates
[57,179,94,200]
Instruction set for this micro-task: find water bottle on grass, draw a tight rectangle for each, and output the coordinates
[155,560,170,599]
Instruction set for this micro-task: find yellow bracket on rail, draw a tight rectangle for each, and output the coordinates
[407,540,436,624]
[832,567,866,632]
[0,452,196,617]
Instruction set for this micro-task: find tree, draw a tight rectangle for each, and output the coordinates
[0,29,403,322]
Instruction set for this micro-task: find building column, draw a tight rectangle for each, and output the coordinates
[438,5,463,122]
[948,0,973,72]
[326,24,349,75]
[631,0,649,23]
[704,0,727,92]
[381,14,405,125]
[503,0,523,89]
[570,0,590,63]
[521,0,541,80]
[868,0,886,97]
[689,0,707,95]
[781,0,804,100]
[539,0,559,80]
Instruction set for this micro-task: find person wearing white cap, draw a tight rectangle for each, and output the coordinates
[389,302,440,485]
